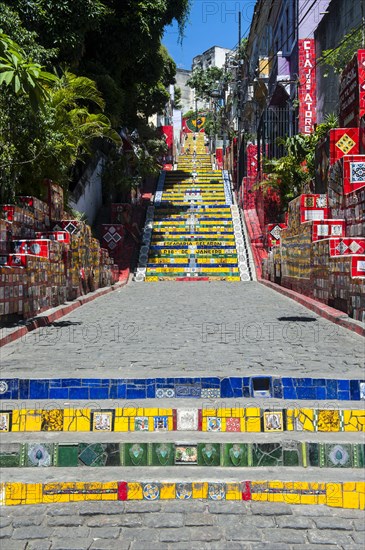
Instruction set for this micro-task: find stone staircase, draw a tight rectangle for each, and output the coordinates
[134,132,253,282]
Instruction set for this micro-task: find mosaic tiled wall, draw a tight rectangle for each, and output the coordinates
[1,376,364,401]
[1,407,364,433]
[1,480,364,509]
[0,441,362,469]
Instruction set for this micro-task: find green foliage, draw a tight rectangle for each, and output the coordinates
[319,27,362,75]
[174,85,182,109]
[187,66,226,101]
[260,114,338,211]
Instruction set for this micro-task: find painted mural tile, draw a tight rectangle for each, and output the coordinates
[198,443,220,466]
[207,417,221,432]
[176,409,198,431]
[0,411,10,432]
[225,417,241,432]
[175,445,198,465]
[124,443,148,466]
[176,483,192,499]
[92,412,113,432]
[326,444,352,468]
[224,443,248,467]
[263,411,284,432]
[152,443,175,466]
[25,443,54,467]
[154,416,168,431]
[78,443,120,467]
[134,417,149,431]
[41,410,64,432]
[252,443,283,467]
[208,483,225,500]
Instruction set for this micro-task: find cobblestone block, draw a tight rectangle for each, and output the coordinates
[159,527,191,542]
[261,528,306,544]
[224,526,261,541]
[0,517,12,528]
[189,527,223,541]
[86,516,127,527]
[12,527,53,540]
[12,516,43,528]
[47,516,84,527]
[276,516,314,529]
[250,503,293,516]
[26,542,51,550]
[125,502,161,513]
[0,526,13,539]
[88,527,120,539]
[184,513,214,526]
[208,502,250,514]
[315,517,355,530]
[50,539,93,550]
[78,502,124,515]
[90,541,131,550]
[354,519,365,531]
[144,513,184,528]
[51,526,89,539]
[121,528,159,541]
[308,530,354,545]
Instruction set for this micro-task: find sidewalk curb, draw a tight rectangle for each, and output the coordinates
[260,279,365,337]
[0,280,128,348]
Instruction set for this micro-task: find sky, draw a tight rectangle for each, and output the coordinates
[162,1,256,70]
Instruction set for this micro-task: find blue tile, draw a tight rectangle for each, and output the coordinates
[316,387,326,400]
[69,388,89,400]
[221,378,233,398]
[146,384,155,398]
[62,379,82,388]
[90,387,109,399]
[126,388,147,399]
[282,378,293,387]
[116,384,126,399]
[350,380,360,400]
[242,386,251,398]
[29,380,49,399]
[175,378,201,385]
[326,380,338,399]
[49,388,69,399]
[296,387,316,400]
[272,379,283,399]
[338,391,350,401]
[312,379,326,387]
[338,380,350,391]
[0,379,19,400]
[82,379,109,387]
[294,378,312,387]
[49,379,62,388]
[243,377,250,387]
[19,379,30,400]
[201,377,220,388]
[175,385,201,397]
[283,386,298,400]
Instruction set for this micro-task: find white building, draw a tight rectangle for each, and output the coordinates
[192,46,232,71]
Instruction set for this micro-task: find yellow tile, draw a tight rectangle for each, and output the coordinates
[25,483,43,505]
[286,410,294,431]
[246,416,261,432]
[268,492,285,503]
[299,409,315,432]
[148,417,154,431]
[122,408,138,417]
[293,482,309,491]
[343,491,360,509]
[202,408,216,417]
[226,483,241,501]
[326,483,343,508]
[24,410,42,431]
[251,492,268,502]
[167,417,173,431]
[283,492,301,505]
[356,482,365,494]
[102,493,117,501]
[127,482,143,500]
[114,416,129,432]
[76,409,91,431]
[160,483,176,499]
[343,482,356,492]
[10,410,20,432]
[240,418,246,432]
[231,408,244,418]
[5,483,25,505]
[217,408,231,418]
[317,409,340,432]
[144,408,158,417]
[300,494,317,505]
[202,418,207,431]
[359,493,365,510]
[318,494,327,505]
[220,418,226,431]
[158,409,172,416]
[268,481,284,490]
[192,482,208,499]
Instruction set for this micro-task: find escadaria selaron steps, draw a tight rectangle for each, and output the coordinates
[134,132,252,282]
[0,131,364,513]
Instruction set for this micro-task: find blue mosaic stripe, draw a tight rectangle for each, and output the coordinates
[0,377,363,401]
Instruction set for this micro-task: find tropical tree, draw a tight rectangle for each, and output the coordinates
[187,66,226,101]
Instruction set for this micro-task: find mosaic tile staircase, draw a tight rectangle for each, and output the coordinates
[134,132,252,281]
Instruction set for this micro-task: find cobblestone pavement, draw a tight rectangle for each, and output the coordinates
[1,282,364,378]
[0,500,364,550]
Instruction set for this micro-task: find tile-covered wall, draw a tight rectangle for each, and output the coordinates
[1,480,364,509]
[0,376,364,401]
[0,441,362,469]
[1,406,364,433]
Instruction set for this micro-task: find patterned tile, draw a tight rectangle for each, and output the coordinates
[207,417,221,432]
[226,417,241,432]
[350,162,365,183]
[208,483,225,500]
[201,388,221,398]
[0,412,10,432]
[25,443,54,467]
[326,444,352,468]
[176,409,198,431]
[156,388,175,399]
[263,411,284,432]
[143,483,160,500]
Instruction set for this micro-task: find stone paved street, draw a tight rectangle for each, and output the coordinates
[1,282,364,378]
[0,500,364,550]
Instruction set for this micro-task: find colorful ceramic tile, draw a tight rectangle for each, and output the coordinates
[207,417,221,431]
[156,388,175,398]
[176,482,192,499]
[152,443,174,466]
[0,381,8,395]
[317,410,341,432]
[263,411,284,432]
[78,443,119,467]
[208,483,225,500]
[143,483,160,500]
[41,410,63,431]
[92,412,113,432]
[201,388,220,398]
[123,443,148,466]
[176,409,198,431]
[0,443,20,467]
[226,417,241,432]
[154,416,168,431]
[283,441,301,467]
[326,444,352,468]
[134,417,149,431]
[56,444,78,467]
[360,383,365,400]
[198,443,220,466]
[0,412,10,432]
[224,443,248,467]
[26,443,54,467]
[175,445,198,465]
[175,384,201,397]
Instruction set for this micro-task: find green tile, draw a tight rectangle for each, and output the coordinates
[308,443,319,467]
[223,444,248,467]
[198,443,220,466]
[57,444,78,467]
[325,444,352,468]
[25,443,54,467]
[252,443,283,467]
[283,450,300,466]
[151,443,174,466]
[123,443,148,466]
[0,452,21,467]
